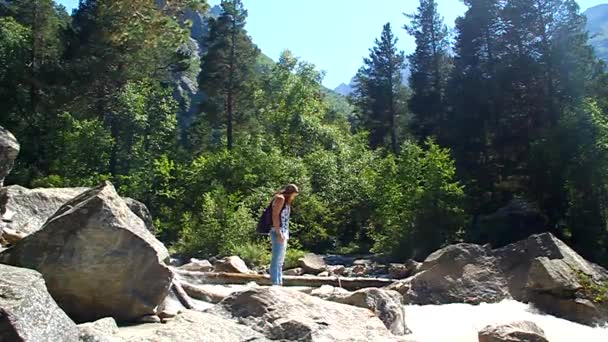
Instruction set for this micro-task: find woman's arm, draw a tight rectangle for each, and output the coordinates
[271,195,285,232]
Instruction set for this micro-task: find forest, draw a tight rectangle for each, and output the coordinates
[2,0,608,268]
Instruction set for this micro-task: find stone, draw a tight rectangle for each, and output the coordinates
[318,271,330,277]
[284,267,304,276]
[312,287,409,336]
[116,310,268,342]
[328,265,346,276]
[478,321,548,342]
[0,182,173,323]
[208,287,402,341]
[0,185,86,236]
[387,233,608,326]
[0,264,79,342]
[0,186,155,239]
[297,253,326,275]
[388,264,410,280]
[0,126,19,187]
[123,197,155,234]
[213,256,250,274]
[78,317,119,342]
[178,258,213,272]
[352,264,368,276]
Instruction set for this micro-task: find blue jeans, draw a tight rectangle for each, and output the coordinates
[270,229,288,285]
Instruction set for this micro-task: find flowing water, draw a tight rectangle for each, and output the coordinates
[404,300,608,342]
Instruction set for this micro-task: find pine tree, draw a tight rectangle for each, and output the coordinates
[198,0,260,150]
[405,0,452,141]
[352,23,406,153]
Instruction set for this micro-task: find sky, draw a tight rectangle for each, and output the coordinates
[57,0,608,89]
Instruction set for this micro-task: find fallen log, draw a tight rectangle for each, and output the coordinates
[174,270,396,291]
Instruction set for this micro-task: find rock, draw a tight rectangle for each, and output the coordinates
[298,253,326,275]
[352,264,369,276]
[312,287,408,336]
[284,267,304,276]
[123,197,156,234]
[0,186,155,239]
[0,126,19,187]
[475,198,547,247]
[78,317,119,342]
[389,260,421,279]
[391,243,509,305]
[318,271,330,277]
[208,287,402,341]
[526,257,582,293]
[214,256,250,274]
[310,285,351,300]
[478,321,548,342]
[0,185,87,236]
[328,265,346,276]
[0,182,173,323]
[1,227,27,245]
[116,310,268,342]
[0,264,79,342]
[136,315,161,324]
[387,233,608,326]
[178,258,213,272]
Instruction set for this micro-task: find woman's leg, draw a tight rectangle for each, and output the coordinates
[270,231,281,285]
[277,232,288,286]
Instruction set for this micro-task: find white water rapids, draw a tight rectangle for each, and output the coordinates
[404,300,608,342]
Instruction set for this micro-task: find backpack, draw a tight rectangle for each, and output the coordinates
[256,198,286,234]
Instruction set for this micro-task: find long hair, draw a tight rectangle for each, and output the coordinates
[275,184,299,204]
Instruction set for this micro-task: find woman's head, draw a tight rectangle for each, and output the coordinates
[278,184,299,203]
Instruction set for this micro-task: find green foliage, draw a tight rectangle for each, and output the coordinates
[284,248,307,270]
[177,186,256,258]
[231,241,271,268]
[577,271,608,304]
[370,139,467,260]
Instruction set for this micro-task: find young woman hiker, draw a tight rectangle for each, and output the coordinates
[269,184,299,286]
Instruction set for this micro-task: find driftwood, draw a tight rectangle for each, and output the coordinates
[171,280,196,309]
[174,271,396,291]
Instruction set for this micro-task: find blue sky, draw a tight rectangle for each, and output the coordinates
[57,0,607,89]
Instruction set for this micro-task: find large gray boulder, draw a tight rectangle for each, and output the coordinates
[0,186,155,239]
[0,264,79,342]
[0,182,173,323]
[0,185,86,236]
[387,233,608,326]
[311,286,409,336]
[208,287,404,341]
[298,253,327,275]
[213,256,250,274]
[478,321,548,342]
[0,126,19,187]
[116,310,268,342]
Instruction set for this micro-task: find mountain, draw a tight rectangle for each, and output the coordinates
[585,4,608,62]
[333,68,410,97]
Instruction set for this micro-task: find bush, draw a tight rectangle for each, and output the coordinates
[231,241,271,268]
[284,248,307,270]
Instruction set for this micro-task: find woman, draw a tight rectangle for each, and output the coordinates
[269,184,299,286]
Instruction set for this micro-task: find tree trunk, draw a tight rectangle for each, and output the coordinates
[175,271,397,291]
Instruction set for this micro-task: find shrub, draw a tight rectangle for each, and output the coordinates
[231,241,271,268]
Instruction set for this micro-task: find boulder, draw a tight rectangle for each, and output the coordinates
[390,243,509,305]
[208,287,403,341]
[178,258,213,272]
[328,265,346,276]
[0,186,156,240]
[214,256,250,274]
[318,271,330,277]
[478,321,548,342]
[311,286,408,336]
[123,197,155,234]
[116,310,268,342]
[0,185,86,236]
[78,317,119,342]
[298,253,326,275]
[387,233,608,326]
[284,267,304,276]
[0,182,173,323]
[0,126,19,187]
[389,260,421,280]
[0,264,79,342]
